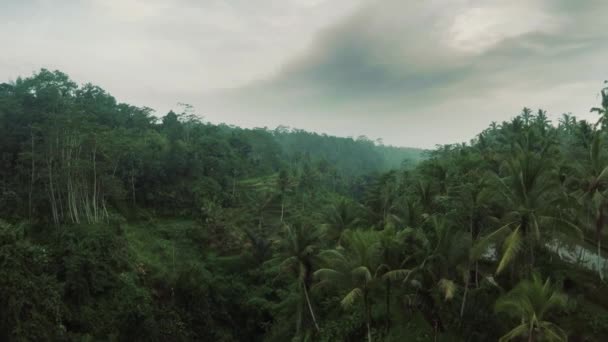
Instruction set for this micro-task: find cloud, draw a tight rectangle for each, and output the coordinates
[206,0,608,147]
[0,0,363,107]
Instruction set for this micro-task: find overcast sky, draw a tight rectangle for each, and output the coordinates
[1,0,607,148]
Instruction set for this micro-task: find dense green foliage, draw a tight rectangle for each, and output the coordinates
[1,70,608,341]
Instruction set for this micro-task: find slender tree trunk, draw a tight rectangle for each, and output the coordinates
[530,240,535,271]
[131,169,136,207]
[29,129,35,220]
[48,156,59,225]
[280,198,285,223]
[596,209,604,280]
[365,290,372,342]
[302,283,320,332]
[296,300,302,337]
[102,199,109,222]
[172,241,176,273]
[474,261,479,288]
[92,142,98,222]
[385,280,391,331]
[598,239,603,280]
[460,270,470,318]
[522,221,532,277]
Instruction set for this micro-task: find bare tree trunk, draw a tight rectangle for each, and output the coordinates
[529,240,535,273]
[92,142,98,222]
[460,272,470,318]
[365,291,372,342]
[597,209,604,280]
[131,169,136,207]
[598,239,603,280]
[385,280,391,331]
[48,155,59,225]
[102,198,109,222]
[29,129,35,220]
[296,300,302,337]
[475,261,479,288]
[302,283,320,332]
[67,177,74,223]
[172,241,176,272]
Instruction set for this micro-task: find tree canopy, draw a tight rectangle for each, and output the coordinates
[0,70,608,341]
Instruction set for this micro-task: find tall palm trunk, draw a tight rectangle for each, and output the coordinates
[280,197,285,223]
[460,266,470,318]
[131,169,136,207]
[364,290,372,342]
[474,261,479,288]
[29,129,35,220]
[521,218,534,277]
[596,206,605,280]
[385,280,391,331]
[302,282,320,332]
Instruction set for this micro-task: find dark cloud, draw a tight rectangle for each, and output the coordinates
[206,0,607,147]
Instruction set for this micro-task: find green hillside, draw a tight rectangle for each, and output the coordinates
[1,70,608,341]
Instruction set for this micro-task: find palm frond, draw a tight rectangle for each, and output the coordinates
[382,268,411,282]
[313,268,343,282]
[351,266,372,282]
[496,226,522,275]
[538,321,568,342]
[438,278,456,301]
[498,323,529,342]
[471,221,517,261]
[340,288,363,308]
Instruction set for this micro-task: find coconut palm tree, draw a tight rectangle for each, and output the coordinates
[322,197,361,244]
[272,224,323,335]
[376,225,409,331]
[495,273,567,342]
[382,216,469,337]
[591,81,608,129]
[314,229,383,342]
[486,138,581,276]
[570,132,608,279]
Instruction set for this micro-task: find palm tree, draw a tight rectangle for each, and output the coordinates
[382,216,469,337]
[591,80,608,129]
[376,225,410,331]
[415,180,435,216]
[364,171,403,229]
[272,224,322,335]
[570,132,608,279]
[558,113,577,135]
[315,229,383,342]
[322,198,361,244]
[485,138,581,276]
[521,107,534,126]
[495,273,567,342]
[534,109,550,133]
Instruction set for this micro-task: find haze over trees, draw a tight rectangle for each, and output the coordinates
[1,69,608,341]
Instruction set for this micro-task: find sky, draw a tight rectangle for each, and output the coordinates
[1,0,607,148]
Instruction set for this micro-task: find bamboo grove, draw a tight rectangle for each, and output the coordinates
[1,70,608,341]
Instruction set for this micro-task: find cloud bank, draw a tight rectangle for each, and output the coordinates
[207,0,608,147]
